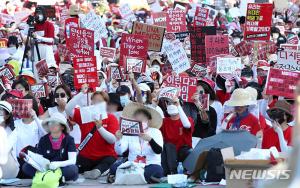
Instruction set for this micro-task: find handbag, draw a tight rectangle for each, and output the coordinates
[114,161,147,185]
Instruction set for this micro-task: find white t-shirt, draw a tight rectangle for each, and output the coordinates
[115,127,163,165]
[48,106,67,118]
[8,119,45,158]
[211,100,224,134]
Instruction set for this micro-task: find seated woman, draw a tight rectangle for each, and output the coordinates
[112,102,164,183]
[22,112,78,182]
[223,88,260,136]
[66,84,118,180]
[262,100,293,152]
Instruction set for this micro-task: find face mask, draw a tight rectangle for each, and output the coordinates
[142,122,148,130]
[55,97,68,104]
[273,33,279,39]
[142,95,147,103]
[8,47,17,55]
[38,14,44,21]
[0,115,4,123]
[167,105,179,116]
[152,65,161,72]
[120,95,130,107]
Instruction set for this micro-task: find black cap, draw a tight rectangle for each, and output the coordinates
[116,85,131,95]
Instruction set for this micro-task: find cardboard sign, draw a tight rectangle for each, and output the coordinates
[73,56,98,90]
[80,103,108,124]
[163,39,190,74]
[175,32,190,43]
[152,12,167,27]
[79,11,107,42]
[276,49,300,72]
[205,35,229,62]
[9,99,33,119]
[163,75,197,102]
[191,63,207,78]
[190,26,216,64]
[120,117,143,136]
[166,9,187,33]
[119,33,148,67]
[47,73,62,88]
[119,4,136,21]
[108,66,122,80]
[244,3,273,41]
[125,57,146,73]
[158,87,179,101]
[100,47,116,62]
[68,27,94,61]
[31,84,47,98]
[199,94,210,111]
[0,66,15,80]
[132,22,165,52]
[266,68,300,98]
[35,59,49,78]
[217,57,242,75]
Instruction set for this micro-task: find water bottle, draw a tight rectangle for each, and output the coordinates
[177,162,184,174]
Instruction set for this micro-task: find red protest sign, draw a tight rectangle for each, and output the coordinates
[288,35,299,45]
[166,9,187,33]
[125,57,146,73]
[68,27,94,61]
[199,94,210,111]
[163,75,197,102]
[194,7,209,27]
[31,84,47,98]
[205,35,229,62]
[191,63,207,78]
[244,3,273,41]
[35,59,49,78]
[152,12,167,27]
[73,56,98,90]
[132,21,165,52]
[266,68,300,99]
[100,47,116,62]
[158,87,179,101]
[0,65,15,80]
[119,33,148,67]
[120,117,143,136]
[65,17,79,41]
[234,41,252,56]
[8,99,33,119]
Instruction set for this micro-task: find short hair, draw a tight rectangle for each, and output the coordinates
[133,109,152,120]
[55,84,72,99]
[91,91,109,103]
[12,78,30,91]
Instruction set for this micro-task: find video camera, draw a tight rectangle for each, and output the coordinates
[27,15,35,28]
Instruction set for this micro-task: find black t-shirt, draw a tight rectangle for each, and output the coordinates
[37,134,76,162]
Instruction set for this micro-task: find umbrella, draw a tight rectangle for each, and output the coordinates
[183,130,257,173]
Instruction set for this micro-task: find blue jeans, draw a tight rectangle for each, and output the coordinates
[110,160,163,183]
[22,163,79,181]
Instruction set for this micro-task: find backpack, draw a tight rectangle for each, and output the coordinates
[205,148,225,182]
[31,168,62,188]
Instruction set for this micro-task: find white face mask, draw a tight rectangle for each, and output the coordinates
[142,95,147,103]
[152,65,161,72]
[55,97,68,104]
[167,105,179,116]
[233,38,241,45]
[142,122,148,130]
[0,115,4,123]
[8,47,17,55]
[120,95,130,107]
[38,14,44,21]
[273,33,279,40]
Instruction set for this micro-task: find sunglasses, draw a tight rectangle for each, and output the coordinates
[54,93,66,98]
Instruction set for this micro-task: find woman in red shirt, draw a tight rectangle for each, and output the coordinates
[66,85,118,180]
[160,97,194,175]
[262,100,293,152]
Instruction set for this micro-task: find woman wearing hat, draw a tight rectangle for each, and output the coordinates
[223,88,261,136]
[0,101,19,178]
[112,102,164,183]
[262,100,294,152]
[22,112,78,182]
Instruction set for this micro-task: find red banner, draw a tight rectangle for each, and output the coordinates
[166,9,187,33]
[65,17,79,45]
[266,68,300,99]
[68,27,94,61]
[8,99,33,119]
[205,35,229,62]
[163,75,197,102]
[244,3,273,41]
[119,33,148,67]
[73,56,98,90]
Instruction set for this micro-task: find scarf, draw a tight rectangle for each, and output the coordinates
[49,133,65,150]
[231,110,250,130]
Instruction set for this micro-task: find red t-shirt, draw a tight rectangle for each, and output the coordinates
[73,108,118,160]
[262,126,293,152]
[34,21,55,39]
[160,117,194,151]
[216,90,231,105]
[226,113,260,136]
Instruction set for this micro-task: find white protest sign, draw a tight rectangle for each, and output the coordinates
[217,57,242,75]
[158,87,179,101]
[119,4,137,21]
[79,11,108,43]
[120,117,143,136]
[163,39,190,74]
[80,102,108,124]
[126,57,145,73]
[274,0,289,12]
[276,49,300,72]
[240,0,255,16]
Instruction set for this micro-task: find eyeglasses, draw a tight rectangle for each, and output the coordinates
[54,93,66,98]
